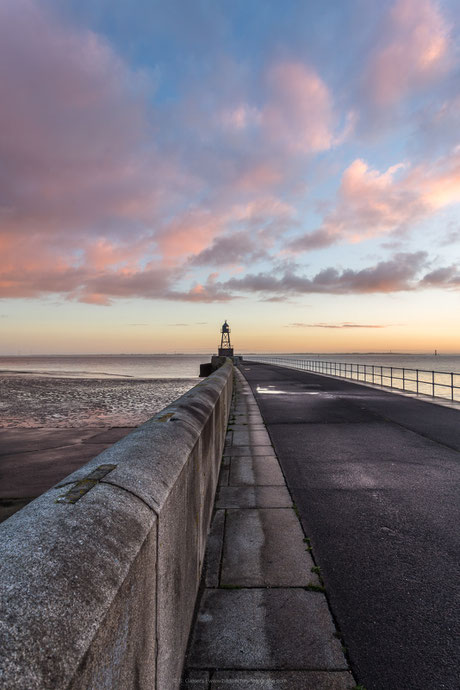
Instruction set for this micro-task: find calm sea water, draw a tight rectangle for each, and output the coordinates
[0,354,211,379]
[245,353,460,402]
[264,353,460,374]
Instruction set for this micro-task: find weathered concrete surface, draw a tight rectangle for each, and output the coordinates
[221,508,319,586]
[229,455,285,485]
[242,360,460,690]
[0,483,156,690]
[216,485,292,508]
[184,368,351,686]
[0,361,233,690]
[0,426,133,520]
[0,427,133,455]
[188,586,345,670]
[204,509,225,588]
[1,443,117,498]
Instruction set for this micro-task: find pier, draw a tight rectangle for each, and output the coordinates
[0,358,459,688]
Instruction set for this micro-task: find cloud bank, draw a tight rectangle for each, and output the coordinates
[0,0,459,307]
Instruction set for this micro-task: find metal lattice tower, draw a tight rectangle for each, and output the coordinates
[218,320,233,357]
[220,320,231,349]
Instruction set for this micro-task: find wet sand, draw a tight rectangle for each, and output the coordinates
[0,374,198,522]
[0,374,198,428]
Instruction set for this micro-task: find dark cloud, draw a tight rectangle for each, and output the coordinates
[189,230,268,267]
[420,265,460,287]
[287,228,338,252]
[222,251,429,297]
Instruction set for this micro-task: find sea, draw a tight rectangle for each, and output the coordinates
[1,352,460,428]
[260,352,460,374]
[245,353,460,402]
[0,354,211,379]
[0,354,208,429]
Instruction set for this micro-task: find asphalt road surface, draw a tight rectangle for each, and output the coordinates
[241,361,460,690]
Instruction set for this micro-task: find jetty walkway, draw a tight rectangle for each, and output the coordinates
[185,361,459,689]
[1,359,458,688]
[183,367,355,688]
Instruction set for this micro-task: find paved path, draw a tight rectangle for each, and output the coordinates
[240,361,460,690]
[183,369,356,689]
[0,427,133,522]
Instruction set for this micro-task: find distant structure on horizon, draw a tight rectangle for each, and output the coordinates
[218,320,233,358]
[199,320,237,377]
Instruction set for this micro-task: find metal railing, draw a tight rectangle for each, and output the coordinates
[244,356,460,403]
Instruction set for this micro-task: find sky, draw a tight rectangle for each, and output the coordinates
[1,0,460,354]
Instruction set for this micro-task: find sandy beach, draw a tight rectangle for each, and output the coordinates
[0,374,198,428]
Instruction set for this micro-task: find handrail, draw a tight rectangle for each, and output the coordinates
[244,356,460,403]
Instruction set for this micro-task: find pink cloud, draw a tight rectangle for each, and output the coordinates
[289,149,460,252]
[156,195,294,264]
[0,0,195,300]
[155,209,225,261]
[0,0,168,235]
[262,61,335,154]
[367,0,450,106]
[3,1,455,310]
[220,103,261,131]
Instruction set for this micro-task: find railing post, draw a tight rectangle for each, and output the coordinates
[432,371,435,397]
[416,370,419,395]
[402,368,405,391]
[372,365,374,384]
[451,373,454,401]
[390,367,393,388]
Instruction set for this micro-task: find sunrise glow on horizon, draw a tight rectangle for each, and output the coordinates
[1,0,460,355]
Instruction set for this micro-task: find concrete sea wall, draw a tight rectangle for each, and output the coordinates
[0,360,233,690]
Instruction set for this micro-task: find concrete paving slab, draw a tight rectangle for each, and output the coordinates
[232,419,264,427]
[0,428,109,456]
[223,446,275,457]
[187,589,347,670]
[216,486,292,509]
[218,457,230,486]
[229,456,285,486]
[221,509,319,587]
[210,670,355,689]
[205,510,225,587]
[232,430,272,446]
[82,427,134,444]
[0,443,113,498]
[229,424,267,431]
